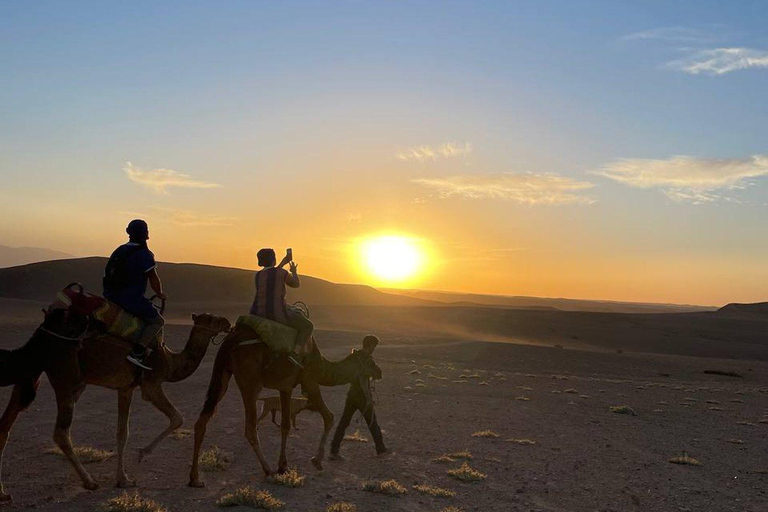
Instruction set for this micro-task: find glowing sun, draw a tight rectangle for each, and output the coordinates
[360,235,424,284]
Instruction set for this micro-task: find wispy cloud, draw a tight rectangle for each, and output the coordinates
[396,142,472,162]
[595,155,768,204]
[668,47,768,75]
[123,162,222,195]
[413,172,596,205]
[623,26,714,43]
[152,207,237,227]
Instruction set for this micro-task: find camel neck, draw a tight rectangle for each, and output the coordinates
[165,326,212,383]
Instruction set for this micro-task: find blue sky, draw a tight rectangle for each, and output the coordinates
[1,1,767,304]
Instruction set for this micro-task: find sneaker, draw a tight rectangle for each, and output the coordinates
[127,347,153,370]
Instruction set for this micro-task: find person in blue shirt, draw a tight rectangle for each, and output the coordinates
[103,219,166,370]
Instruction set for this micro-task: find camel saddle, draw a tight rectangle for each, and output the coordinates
[49,285,147,342]
[235,315,297,354]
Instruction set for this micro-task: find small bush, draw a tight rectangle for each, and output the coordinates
[362,479,408,496]
[448,462,487,482]
[200,446,231,472]
[471,430,499,438]
[170,429,192,440]
[507,438,536,445]
[439,507,465,512]
[669,453,701,466]
[344,430,369,443]
[47,445,113,464]
[609,406,636,416]
[267,468,305,488]
[515,396,530,401]
[99,492,167,512]
[446,450,473,460]
[413,484,456,498]
[325,503,356,512]
[217,487,284,509]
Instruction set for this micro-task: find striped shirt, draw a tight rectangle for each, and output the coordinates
[249,267,300,323]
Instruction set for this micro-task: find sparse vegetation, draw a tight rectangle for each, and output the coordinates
[669,453,701,466]
[200,446,231,472]
[609,405,636,416]
[471,430,500,438]
[325,503,356,512]
[47,445,113,463]
[726,438,744,444]
[99,492,167,512]
[447,450,473,460]
[413,484,456,498]
[344,429,369,443]
[170,428,192,440]
[448,462,487,482]
[362,479,408,496]
[408,369,421,375]
[217,487,284,509]
[439,507,465,512]
[267,468,305,487]
[507,438,536,445]
[515,396,530,401]
[563,388,578,394]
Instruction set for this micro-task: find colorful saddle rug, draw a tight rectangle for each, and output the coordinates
[235,315,297,354]
[50,285,145,341]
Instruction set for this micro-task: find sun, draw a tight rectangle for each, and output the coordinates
[359,235,424,285]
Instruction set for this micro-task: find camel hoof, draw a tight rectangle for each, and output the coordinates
[116,477,137,488]
[188,479,205,488]
[83,481,99,491]
[329,453,344,462]
[311,457,323,470]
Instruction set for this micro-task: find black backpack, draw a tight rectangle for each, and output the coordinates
[103,245,143,293]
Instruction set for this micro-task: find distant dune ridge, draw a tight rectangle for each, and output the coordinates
[0,245,74,269]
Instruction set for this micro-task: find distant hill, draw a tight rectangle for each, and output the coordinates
[717,302,768,317]
[382,289,715,314]
[0,245,74,268]
[0,257,434,307]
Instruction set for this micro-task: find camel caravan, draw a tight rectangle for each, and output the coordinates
[0,220,385,502]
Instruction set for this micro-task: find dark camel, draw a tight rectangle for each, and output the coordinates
[0,311,230,500]
[188,331,381,487]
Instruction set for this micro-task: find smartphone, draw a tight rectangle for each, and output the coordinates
[287,248,293,261]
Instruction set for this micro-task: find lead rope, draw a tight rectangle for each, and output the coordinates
[37,317,91,343]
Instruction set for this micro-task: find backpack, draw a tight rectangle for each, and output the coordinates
[103,245,143,293]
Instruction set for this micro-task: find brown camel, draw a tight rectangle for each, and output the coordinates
[0,311,230,500]
[188,331,382,487]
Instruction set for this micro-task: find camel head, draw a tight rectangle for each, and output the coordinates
[40,307,90,342]
[191,313,232,336]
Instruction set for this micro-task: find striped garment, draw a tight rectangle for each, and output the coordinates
[250,267,289,323]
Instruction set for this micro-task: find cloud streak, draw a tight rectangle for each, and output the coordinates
[123,162,222,195]
[396,142,472,162]
[413,172,596,205]
[595,155,768,204]
[668,47,768,75]
[623,26,714,43]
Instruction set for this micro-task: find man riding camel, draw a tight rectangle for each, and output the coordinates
[250,248,313,367]
[103,219,166,370]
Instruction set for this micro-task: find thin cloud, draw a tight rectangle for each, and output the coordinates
[123,162,222,195]
[396,142,472,162]
[413,172,596,205]
[595,155,768,204]
[623,26,714,43]
[152,207,237,227]
[668,47,768,75]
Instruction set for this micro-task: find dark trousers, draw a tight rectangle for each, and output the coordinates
[330,394,386,454]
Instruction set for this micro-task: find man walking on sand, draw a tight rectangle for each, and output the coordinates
[330,335,388,459]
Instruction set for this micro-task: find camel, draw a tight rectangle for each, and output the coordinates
[256,395,316,428]
[188,331,382,487]
[0,311,230,500]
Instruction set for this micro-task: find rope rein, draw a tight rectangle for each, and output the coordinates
[37,317,90,343]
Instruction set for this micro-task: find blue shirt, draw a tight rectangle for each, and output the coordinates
[103,242,156,301]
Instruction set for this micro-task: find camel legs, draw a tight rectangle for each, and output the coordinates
[303,383,334,470]
[52,383,98,490]
[189,369,231,488]
[238,380,273,476]
[277,390,292,473]
[115,389,135,488]
[0,381,37,502]
[137,385,183,463]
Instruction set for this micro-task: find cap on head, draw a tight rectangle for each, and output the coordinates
[257,248,276,267]
[362,335,380,351]
[126,219,149,241]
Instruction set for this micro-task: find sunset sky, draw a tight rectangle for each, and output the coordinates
[2,2,768,306]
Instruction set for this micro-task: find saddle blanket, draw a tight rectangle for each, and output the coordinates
[235,314,297,353]
[50,286,145,341]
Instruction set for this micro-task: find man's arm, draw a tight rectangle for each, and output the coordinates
[147,269,167,300]
[285,262,301,289]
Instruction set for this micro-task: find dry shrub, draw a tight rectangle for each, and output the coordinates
[413,484,456,498]
[515,396,530,401]
[435,455,456,464]
[99,492,167,512]
[478,381,490,386]
[669,453,701,466]
[609,406,636,416]
[471,430,499,438]
[326,502,356,512]
[200,446,231,471]
[446,450,473,460]
[563,389,578,394]
[409,369,421,375]
[726,439,744,444]
[267,468,305,488]
[708,406,724,411]
[507,438,536,445]
[217,487,284,509]
[415,383,427,388]
[362,479,408,496]
[448,462,487,482]
[439,507,465,512]
[170,428,192,440]
[344,430,369,443]
[517,386,533,391]
[47,445,113,464]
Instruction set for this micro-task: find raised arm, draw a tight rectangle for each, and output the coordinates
[285,262,301,288]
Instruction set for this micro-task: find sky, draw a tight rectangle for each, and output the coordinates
[1,1,768,306]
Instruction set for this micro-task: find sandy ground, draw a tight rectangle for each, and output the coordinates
[1,303,767,511]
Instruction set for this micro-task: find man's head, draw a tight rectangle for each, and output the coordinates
[362,334,380,354]
[257,248,277,268]
[126,219,149,242]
